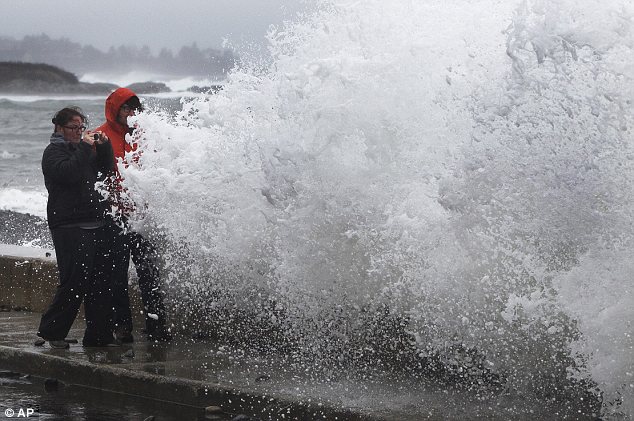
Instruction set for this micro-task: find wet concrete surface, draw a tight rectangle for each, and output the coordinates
[2,311,422,420]
[0,311,362,420]
[0,373,210,420]
[0,311,600,420]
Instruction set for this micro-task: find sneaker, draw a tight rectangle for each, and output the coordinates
[49,340,69,349]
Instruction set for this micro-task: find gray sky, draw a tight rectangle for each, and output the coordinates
[0,0,307,53]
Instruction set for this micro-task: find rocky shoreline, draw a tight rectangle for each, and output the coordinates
[0,210,51,249]
[0,61,222,95]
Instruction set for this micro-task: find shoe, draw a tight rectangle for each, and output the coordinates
[49,340,69,349]
[115,329,134,343]
[82,338,122,348]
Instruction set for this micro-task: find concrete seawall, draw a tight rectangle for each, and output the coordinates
[0,244,143,313]
[0,244,58,312]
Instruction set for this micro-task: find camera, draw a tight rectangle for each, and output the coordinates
[93,133,101,141]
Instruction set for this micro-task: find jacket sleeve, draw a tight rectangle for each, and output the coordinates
[95,141,115,175]
[41,143,93,185]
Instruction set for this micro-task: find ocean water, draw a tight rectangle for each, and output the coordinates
[0,98,101,217]
[2,0,633,418]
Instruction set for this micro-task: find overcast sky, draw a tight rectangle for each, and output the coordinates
[0,0,307,53]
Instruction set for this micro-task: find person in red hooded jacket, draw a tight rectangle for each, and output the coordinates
[96,87,171,342]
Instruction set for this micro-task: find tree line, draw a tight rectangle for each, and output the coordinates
[0,34,236,78]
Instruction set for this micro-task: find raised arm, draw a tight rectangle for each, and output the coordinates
[41,142,93,185]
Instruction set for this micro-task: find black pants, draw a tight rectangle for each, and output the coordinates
[112,231,167,333]
[38,225,115,343]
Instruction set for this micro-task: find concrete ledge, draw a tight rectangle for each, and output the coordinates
[0,244,55,260]
[0,245,143,313]
[0,345,374,420]
[0,247,58,312]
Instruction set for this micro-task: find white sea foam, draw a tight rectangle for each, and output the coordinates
[80,72,223,94]
[160,76,223,93]
[116,0,633,416]
[80,71,164,88]
[1,151,19,160]
[0,188,47,218]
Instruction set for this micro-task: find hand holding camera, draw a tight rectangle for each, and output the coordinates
[83,130,109,146]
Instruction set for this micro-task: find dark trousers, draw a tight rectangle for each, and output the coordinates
[38,225,115,342]
[112,231,167,333]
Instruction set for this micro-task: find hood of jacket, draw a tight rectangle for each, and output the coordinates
[49,132,67,144]
[105,87,138,127]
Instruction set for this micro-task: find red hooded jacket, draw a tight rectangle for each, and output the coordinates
[96,87,138,165]
[96,87,140,216]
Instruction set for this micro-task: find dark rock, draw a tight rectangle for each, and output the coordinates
[126,81,171,94]
[0,62,118,94]
[255,374,270,382]
[64,338,78,344]
[44,377,63,391]
[0,61,77,84]
[123,349,135,358]
[143,416,155,421]
[0,209,51,248]
[34,339,45,346]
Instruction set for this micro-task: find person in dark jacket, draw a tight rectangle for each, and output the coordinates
[96,88,171,343]
[37,106,119,348]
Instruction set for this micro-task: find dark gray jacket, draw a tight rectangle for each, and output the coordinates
[42,133,114,229]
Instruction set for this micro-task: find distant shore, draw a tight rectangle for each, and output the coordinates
[0,62,222,95]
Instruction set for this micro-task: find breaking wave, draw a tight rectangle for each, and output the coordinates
[117,0,633,416]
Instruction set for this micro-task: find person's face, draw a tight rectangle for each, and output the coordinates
[117,103,137,127]
[59,116,85,143]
